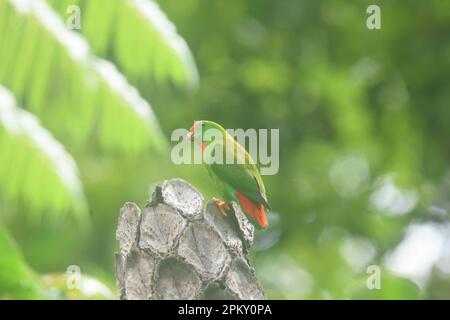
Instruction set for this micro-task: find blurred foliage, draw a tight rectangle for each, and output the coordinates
[1,0,450,299]
[0,86,86,217]
[0,227,41,299]
[0,0,194,299]
[0,0,166,154]
[0,227,112,299]
[47,0,198,88]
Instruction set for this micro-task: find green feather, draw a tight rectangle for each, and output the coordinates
[195,120,270,209]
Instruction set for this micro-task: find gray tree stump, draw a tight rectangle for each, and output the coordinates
[115,178,266,300]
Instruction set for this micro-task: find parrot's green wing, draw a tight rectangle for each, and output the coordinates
[205,138,269,208]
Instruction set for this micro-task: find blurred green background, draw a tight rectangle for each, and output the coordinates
[1,0,450,299]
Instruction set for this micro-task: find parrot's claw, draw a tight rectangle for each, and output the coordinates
[213,197,230,216]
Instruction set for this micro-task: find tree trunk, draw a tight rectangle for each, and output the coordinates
[115,178,266,300]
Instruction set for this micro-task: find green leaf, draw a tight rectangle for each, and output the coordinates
[47,0,199,89]
[0,0,166,153]
[0,85,87,218]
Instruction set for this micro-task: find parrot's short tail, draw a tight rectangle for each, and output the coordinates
[236,192,268,229]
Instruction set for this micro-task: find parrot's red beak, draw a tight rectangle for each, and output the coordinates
[187,122,205,151]
[187,123,195,141]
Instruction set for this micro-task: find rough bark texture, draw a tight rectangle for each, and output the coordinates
[115,178,266,300]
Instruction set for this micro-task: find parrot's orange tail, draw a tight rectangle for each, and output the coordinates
[236,192,268,229]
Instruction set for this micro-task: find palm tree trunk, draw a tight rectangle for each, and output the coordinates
[115,178,266,300]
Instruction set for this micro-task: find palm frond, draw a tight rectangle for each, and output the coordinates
[0,0,166,152]
[0,85,87,217]
[47,0,199,89]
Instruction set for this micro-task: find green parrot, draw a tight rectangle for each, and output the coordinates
[187,120,270,229]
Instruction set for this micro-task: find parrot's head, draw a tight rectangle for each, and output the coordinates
[187,120,226,151]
